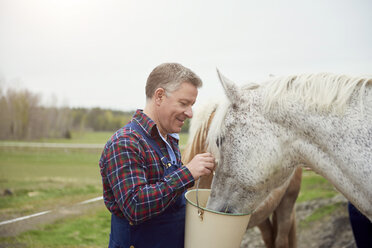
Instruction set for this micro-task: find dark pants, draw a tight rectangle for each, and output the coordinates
[348,202,372,248]
[109,208,185,248]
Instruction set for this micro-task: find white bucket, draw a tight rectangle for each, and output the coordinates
[184,189,251,248]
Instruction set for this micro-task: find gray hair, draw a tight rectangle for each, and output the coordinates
[145,63,203,99]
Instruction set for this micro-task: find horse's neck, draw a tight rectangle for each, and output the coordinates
[264,89,371,167]
[263,92,372,219]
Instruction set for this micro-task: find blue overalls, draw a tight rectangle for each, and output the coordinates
[108,121,186,248]
[348,202,372,248]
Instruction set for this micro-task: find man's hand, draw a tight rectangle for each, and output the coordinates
[185,153,215,180]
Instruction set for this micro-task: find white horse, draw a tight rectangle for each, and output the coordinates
[206,71,372,222]
[183,100,302,248]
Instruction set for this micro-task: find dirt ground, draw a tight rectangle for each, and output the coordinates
[241,194,356,248]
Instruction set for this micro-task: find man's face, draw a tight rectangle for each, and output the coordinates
[156,81,198,136]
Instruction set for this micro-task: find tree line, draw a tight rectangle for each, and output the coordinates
[0,86,190,140]
[0,86,134,140]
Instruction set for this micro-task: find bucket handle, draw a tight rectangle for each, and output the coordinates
[196,178,204,221]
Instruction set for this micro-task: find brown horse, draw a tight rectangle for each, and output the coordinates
[182,101,302,248]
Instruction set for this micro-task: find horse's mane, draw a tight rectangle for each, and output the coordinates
[182,100,219,165]
[205,72,372,160]
[205,98,230,163]
[261,73,372,114]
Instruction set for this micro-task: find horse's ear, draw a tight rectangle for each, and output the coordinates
[216,69,240,105]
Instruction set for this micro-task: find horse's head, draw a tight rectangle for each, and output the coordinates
[206,70,295,214]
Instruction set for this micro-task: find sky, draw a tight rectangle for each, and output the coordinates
[0,0,371,111]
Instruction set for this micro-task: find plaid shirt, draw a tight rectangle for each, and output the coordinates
[99,110,195,225]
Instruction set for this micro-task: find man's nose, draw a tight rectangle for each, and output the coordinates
[184,106,193,118]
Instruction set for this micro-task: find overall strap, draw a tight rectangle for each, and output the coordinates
[126,121,170,168]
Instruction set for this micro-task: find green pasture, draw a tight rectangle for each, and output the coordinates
[1,209,111,248]
[0,131,189,147]
[297,170,338,203]
[0,131,113,144]
[0,148,102,219]
[0,132,339,247]
[40,131,114,144]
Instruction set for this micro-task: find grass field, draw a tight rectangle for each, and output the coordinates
[0,148,102,219]
[0,131,338,247]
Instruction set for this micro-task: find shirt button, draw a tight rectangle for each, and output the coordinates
[129,221,134,226]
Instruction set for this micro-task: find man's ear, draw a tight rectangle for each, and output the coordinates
[154,88,166,105]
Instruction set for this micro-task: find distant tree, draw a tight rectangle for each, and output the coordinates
[82,107,133,131]
[0,86,72,140]
[0,87,11,139]
[71,108,88,131]
[5,88,41,139]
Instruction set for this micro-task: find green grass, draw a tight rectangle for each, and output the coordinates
[0,131,113,144]
[296,170,341,227]
[0,148,102,218]
[0,208,111,248]
[297,170,338,203]
[38,131,113,144]
[300,202,344,228]
[0,131,189,146]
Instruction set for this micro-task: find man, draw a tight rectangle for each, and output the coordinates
[99,63,215,248]
[348,202,372,248]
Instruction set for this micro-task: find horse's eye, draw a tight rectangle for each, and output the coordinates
[216,136,225,147]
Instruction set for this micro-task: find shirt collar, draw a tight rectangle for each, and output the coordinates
[132,109,179,141]
[169,133,179,140]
